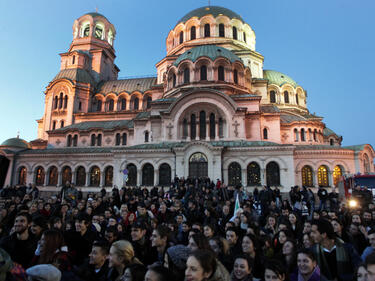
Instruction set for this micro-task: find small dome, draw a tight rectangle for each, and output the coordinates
[82,12,108,21]
[263,70,299,88]
[177,6,244,25]
[1,137,31,149]
[174,45,242,66]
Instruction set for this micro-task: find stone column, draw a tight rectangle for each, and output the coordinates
[86,172,90,187]
[206,121,210,141]
[196,122,199,140]
[187,122,191,141]
[215,121,219,140]
[100,171,105,187]
[58,171,63,186]
[260,169,265,186]
[137,170,142,187]
[154,169,159,186]
[241,169,247,187]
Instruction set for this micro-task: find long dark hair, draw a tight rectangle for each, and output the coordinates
[39,229,65,264]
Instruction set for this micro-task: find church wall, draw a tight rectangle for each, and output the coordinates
[261,115,281,143]
[245,116,261,140]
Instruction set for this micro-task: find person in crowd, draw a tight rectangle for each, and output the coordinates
[107,240,142,281]
[150,224,169,265]
[354,263,367,281]
[230,254,253,281]
[185,249,224,281]
[144,265,173,281]
[263,260,286,281]
[240,234,263,279]
[130,220,157,266]
[30,215,48,240]
[310,219,361,280]
[0,211,38,268]
[281,239,297,275]
[365,252,375,281]
[209,236,231,271]
[290,248,325,281]
[26,264,61,281]
[33,229,66,265]
[362,229,375,261]
[121,263,147,281]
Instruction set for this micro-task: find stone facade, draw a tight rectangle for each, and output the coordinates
[0,7,374,192]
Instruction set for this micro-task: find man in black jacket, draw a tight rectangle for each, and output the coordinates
[0,211,37,268]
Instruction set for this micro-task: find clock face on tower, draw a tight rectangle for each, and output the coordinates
[95,26,103,39]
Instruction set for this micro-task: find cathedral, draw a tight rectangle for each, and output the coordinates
[1,6,374,192]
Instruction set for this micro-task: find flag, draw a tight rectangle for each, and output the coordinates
[234,193,241,217]
[230,193,242,222]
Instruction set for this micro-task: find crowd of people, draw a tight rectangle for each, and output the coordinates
[0,177,374,281]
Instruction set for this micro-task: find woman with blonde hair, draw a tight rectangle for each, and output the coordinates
[107,240,142,281]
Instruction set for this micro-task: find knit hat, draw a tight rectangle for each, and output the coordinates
[166,245,190,270]
[0,248,12,281]
[26,264,61,281]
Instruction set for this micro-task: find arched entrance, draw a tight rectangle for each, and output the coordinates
[189,152,208,179]
[0,156,10,188]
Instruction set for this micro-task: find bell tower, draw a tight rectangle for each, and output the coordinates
[60,12,120,83]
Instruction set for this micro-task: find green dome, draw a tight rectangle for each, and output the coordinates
[177,6,244,25]
[174,45,242,66]
[83,12,108,21]
[263,70,299,88]
[1,138,30,149]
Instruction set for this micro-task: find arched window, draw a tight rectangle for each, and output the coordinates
[199,111,206,139]
[142,163,154,186]
[97,134,102,146]
[218,66,225,81]
[35,166,45,186]
[313,129,317,141]
[159,163,171,186]
[96,100,102,112]
[233,69,238,84]
[243,32,247,43]
[284,91,289,103]
[108,99,114,111]
[59,93,63,109]
[72,55,75,65]
[209,113,215,139]
[190,26,196,40]
[200,65,207,81]
[83,25,90,37]
[122,133,127,145]
[52,121,56,130]
[91,134,96,146]
[78,102,82,111]
[308,129,312,141]
[233,26,238,40]
[263,128,268,140]
[189,153,208,178]
[179,31,184,44]
[270,91,276,103]
[115,133,121,146]
[18,166,27,185]
[219,118,224,138]
[247,162,261,186]
[172,73,176,87]
[318,165,329,187]
[296,94,299,105]
[146,96,152,109]
[133,98,139,110]
[333,165,343,187]
[184,68,190,84]
[204,24,210,37]
[73,135,78,147]
[104,166,113,187]
[62,166,72,185]
[228,162,242,186]
[67,135,72,147]
[330,139,334,146]
[63,96,68,109]
[301,128,305,141]
[76,166,86,186]
[145,131,149,143]
[266,161,280,186]
[294,129,299,142]
[48,166,58,185]
[90,166,100,187]
[191,114,196,140]
[302,166,313,187]
[60,120,64,128]
[120,98,126,110]
[219,23,225,37]
[53,96,58,109]
[126,164,137,186]
[94,25,103,39]
[183,119,188,139]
